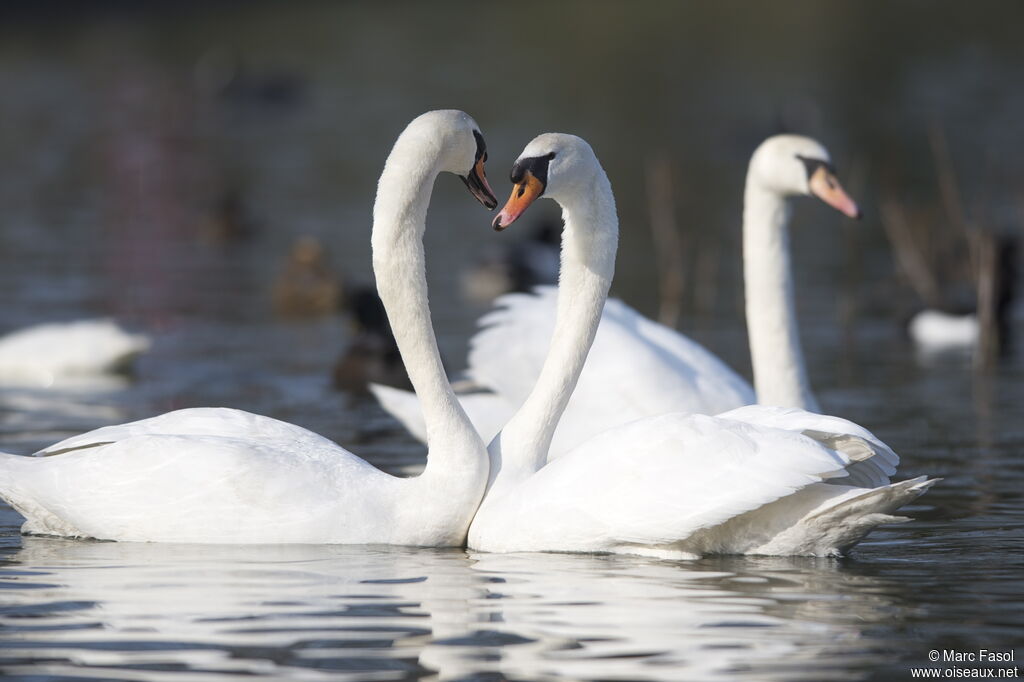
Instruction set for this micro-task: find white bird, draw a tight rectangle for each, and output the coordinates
[372,134,862,458]
[466,133,935,558]
[905,232,1017,352]
[908,309,979,349]
[0,319,149,388]
[0,110,497,545]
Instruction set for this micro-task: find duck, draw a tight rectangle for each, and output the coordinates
[332,286,411,393]
[269,237,410,392]
[271,235,343,319]
[0,110,497,545]
[0,319,150,388]
[465,133,934,558]
[373,134,862,457]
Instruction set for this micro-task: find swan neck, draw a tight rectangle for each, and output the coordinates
[742,181,818,411]
[371,137,487,490]
[487,174,618,494]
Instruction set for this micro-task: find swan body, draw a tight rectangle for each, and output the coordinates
[2,408,431,542]
[0,319,149,386]
[0,110,496,545]
[466,133,934,558]
[374,135,861,457]
[471,406,934,558]
[372,286,753,455]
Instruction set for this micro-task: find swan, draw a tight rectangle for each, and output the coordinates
[0,319,150,388]
[906,232,1017,352]
[907,309,980,349]
[0,109,497,544]
[466,133,935,558]
[372,134,862,457]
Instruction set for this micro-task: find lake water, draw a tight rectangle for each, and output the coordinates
[1,2,1023,680]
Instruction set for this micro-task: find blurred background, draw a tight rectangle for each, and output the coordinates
[1,4,1023,680]
[0,0,1021,455]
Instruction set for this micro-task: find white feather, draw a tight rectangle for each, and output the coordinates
[470,409,934,558]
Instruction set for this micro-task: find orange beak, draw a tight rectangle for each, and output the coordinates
[492,172,545,231]
[809,166,861,219]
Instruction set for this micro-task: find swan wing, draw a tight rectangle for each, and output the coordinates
[32,407,341,458]
[472,412,885,554]
[1,409,392,543]
[715,405,899,488]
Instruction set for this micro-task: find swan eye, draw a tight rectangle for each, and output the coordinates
[795,154,836,180]
[509,154,554,188]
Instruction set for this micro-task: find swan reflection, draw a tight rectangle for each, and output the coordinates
[0,539,905,681]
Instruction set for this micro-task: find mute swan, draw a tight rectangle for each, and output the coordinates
[906,232,1018,352]
[0,319,150,388]
[372,134,861,457]
[908,309,979,348]
[0,110,497,544]
[466,133,935,558]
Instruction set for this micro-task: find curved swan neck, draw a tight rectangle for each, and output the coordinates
[371,133,486,487]
[742,180,819,411]
[487,173,618,494]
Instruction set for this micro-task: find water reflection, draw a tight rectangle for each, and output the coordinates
[0,539,907,681]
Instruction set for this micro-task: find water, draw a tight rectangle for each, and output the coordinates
[1,2,1023,680]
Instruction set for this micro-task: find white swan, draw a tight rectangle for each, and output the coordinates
[0,319,149,387]
[908,309,979,349]
[372,134,861,457]
[466,133,935,558]
[0,110,496,544]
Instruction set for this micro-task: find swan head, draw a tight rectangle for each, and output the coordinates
[748,134,861,219]
[404,110,497,209]
[492,133,601,230]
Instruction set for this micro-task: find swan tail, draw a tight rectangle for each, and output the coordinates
[370,383,515,447]
[369,383,429,442]
[0,453,87,538]
[51,319,150,373]
[105,330,151,373]
[755,476,939,557]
